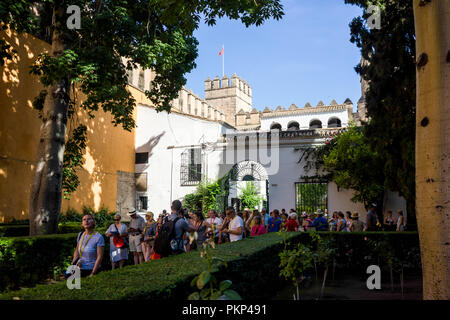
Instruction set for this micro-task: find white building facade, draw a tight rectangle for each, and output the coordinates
[129,70,407,223]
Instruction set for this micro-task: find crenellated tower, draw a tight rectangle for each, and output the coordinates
[204,73,252,126]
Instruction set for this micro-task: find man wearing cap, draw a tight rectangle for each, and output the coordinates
[310,210,329,231]
[127,208,146,265]
[350,212,365,232]
[366,204,378,231]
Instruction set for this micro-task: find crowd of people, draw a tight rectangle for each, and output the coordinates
[68,201,406,278]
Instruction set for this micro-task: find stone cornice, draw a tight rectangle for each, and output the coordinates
[221,127,347,140]
[260,104,351,119]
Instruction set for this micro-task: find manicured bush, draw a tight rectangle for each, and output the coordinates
[1,206,116,238]
[0,231,421,300]
[0,229,112,292]
[0,225,30,237]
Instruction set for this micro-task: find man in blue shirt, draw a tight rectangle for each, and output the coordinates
[267,209,282,232]
[167,200,195,254]
[310,211,329,231]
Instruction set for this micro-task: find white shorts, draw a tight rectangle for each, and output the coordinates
[129,235,143,253]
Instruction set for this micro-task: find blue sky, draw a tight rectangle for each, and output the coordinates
[184,0,364,112]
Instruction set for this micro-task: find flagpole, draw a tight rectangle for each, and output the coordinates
[222,44,225,78]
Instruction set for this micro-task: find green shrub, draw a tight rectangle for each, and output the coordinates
[0,225,29,237]
[0,219,29,226]
[0,232,421,300]
[0,229,112,292]
[59,207,82,224]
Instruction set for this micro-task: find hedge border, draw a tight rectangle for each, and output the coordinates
[0,232,421,300]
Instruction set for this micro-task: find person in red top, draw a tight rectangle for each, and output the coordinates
[285,212,299,232]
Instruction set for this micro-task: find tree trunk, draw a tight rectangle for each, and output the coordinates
[413,0,450,300]
[320,266,328,298]
[29,5,70,235]
[390,265,394,292]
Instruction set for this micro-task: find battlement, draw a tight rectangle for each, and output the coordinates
[204,73,253,126]
[204,73,252,97]
[171,87,225,122]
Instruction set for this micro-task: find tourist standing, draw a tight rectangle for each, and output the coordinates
[221,207,244,242]
[350,212,365,232]
[70,214,104,277]
[285,212,299,232]
[303,213,314,231]
[267,209,282,233]
[337,211,347,232]
[218,211,231,244]
[251,216,267,236]
[345,211,352,232]
[192,211,208,249]
[142,212,157,261]
[329,211,338,231]
[127,208,146,265]
[383,211,396,231]
[261,208,270,228]
[310,211,329,231]
[205,210,223,242]
[105,214,128,269]
[396,210,406,231]
[167,200,196,254]
[366,204,378,231]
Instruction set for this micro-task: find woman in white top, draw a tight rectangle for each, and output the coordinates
[345,211,352,232]
[221,207,244,242]
[396,210,405,231]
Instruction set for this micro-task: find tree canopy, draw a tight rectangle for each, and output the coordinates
[345,0,416,218]
[1,0,284,233]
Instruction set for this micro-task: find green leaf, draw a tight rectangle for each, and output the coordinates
[188,292,200,300]
[223,289,242,300]
[210,291,222,300]
[200,288,209,299]
[219,280,232,291]
[190,276,199,288]
[196,271,211,290]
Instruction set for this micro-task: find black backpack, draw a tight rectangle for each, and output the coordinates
[154,216,180,257]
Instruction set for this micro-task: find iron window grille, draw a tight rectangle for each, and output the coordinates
[295,182,328,214]
[181,148,202,186]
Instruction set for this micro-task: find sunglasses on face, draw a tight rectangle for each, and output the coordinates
[114,219,120,221]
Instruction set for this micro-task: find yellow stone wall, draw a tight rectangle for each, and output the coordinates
[0,27,137,222]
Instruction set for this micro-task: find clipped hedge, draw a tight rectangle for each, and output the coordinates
[0,225,30,237]
[0,231,421,300]
[0,223,107,237]
[0,229,111,292]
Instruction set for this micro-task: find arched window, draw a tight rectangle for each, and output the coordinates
[327,117,342,128]
[287,121,300,131]
[270,123,282,131]
[309,119,322,129]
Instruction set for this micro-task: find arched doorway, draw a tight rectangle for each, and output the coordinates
[229,160,269,212]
